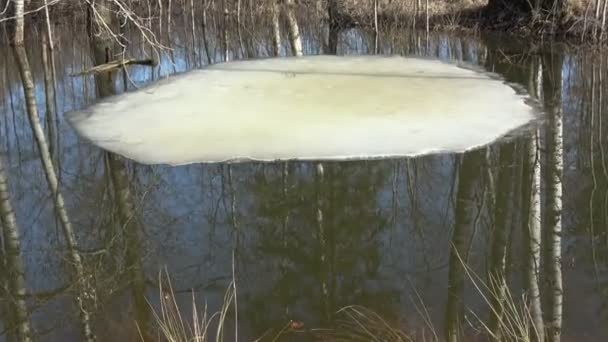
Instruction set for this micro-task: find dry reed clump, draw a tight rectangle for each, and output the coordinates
[147,270,236,342]
[151,265,537,342]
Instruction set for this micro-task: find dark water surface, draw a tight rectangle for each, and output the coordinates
[1,18,607,342]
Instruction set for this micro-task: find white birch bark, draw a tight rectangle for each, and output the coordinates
[0,154,31,342]
[284,0,303,56]
[542,53,564,342]
[10,0,96,340]
[271,0,282,56]
[523,58,545,342]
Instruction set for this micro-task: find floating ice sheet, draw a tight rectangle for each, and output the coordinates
[67,55,538,165]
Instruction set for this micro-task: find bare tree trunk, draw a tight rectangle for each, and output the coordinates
[41,33,57,163]
[326,0,339,54]
[488,142,517,340]
[42,0,58,164]
[0,155,31,342]
[373,0,379,54]
[223,0,229,62]
[9,1,96,341]
[202,0,213,64]
[601,0,608,40]
[107,153,151,336]
[521,57,545,342]
[0,248,16,342]
[315,163,331,320]
[445,150,485,342]
[167,0,173,42]
[190,0,197,66]
[236,0,247,58]
[542,51,564,342]
[522,129,545,342]
[227,164,239,340]
[87,1,152,337]
[271,0,281,56]
[284,0,303,56]
[425,0,429,44]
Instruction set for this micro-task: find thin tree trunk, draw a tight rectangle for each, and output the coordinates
[157,0,163,43]
[542,51,564,342]
[445,150,485,342]
[223,0,229,62]
[373,0,379,54]
[10,1,96,341]
[41,33,57,163]
[271,0,281,56]
[108,153,151,337]
[425,0,429,45]
[326,0,339,54]
[202,0,213,64]
[167,0,177,71]
[315,163,331,321]
[167,0,173,42]
[0,155,31,342]
[523,129,545,342]
[43,0,59,164]
[601,0,608,40]
[281,162,289,271]
[0,247,15,342]
[284,0,303,56]
[190,0,197,66]
[236,0,246,58]
[88,1,152,337]
[488,142,517,340]
[227,165,239,340]
[521,57,545,342]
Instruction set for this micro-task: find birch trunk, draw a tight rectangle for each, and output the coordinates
[271,0,282,56]
[223,0,229,62]
[373,0,379,54]
[601,0,608,40]
[522,129,545,342]
[0,155,31,342]
[42,0,59,164]
[542,51,564,342]
[167,0,173,42]
[521,57,545,342]
[41,33,57,163]
[284,0,303,56]
[9,1,96,340]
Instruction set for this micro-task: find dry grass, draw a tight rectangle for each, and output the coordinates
[147,270,236,342]
[151,259,537,342]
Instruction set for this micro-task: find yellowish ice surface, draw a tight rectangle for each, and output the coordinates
[67,55,537,165]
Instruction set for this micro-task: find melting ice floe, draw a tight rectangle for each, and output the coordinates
[67,55,538,165]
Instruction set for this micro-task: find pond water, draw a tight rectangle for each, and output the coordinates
[1,17,607,342]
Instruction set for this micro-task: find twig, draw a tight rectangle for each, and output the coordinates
[70,58,156,76]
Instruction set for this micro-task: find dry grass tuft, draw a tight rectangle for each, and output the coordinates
[147,269,235,342]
